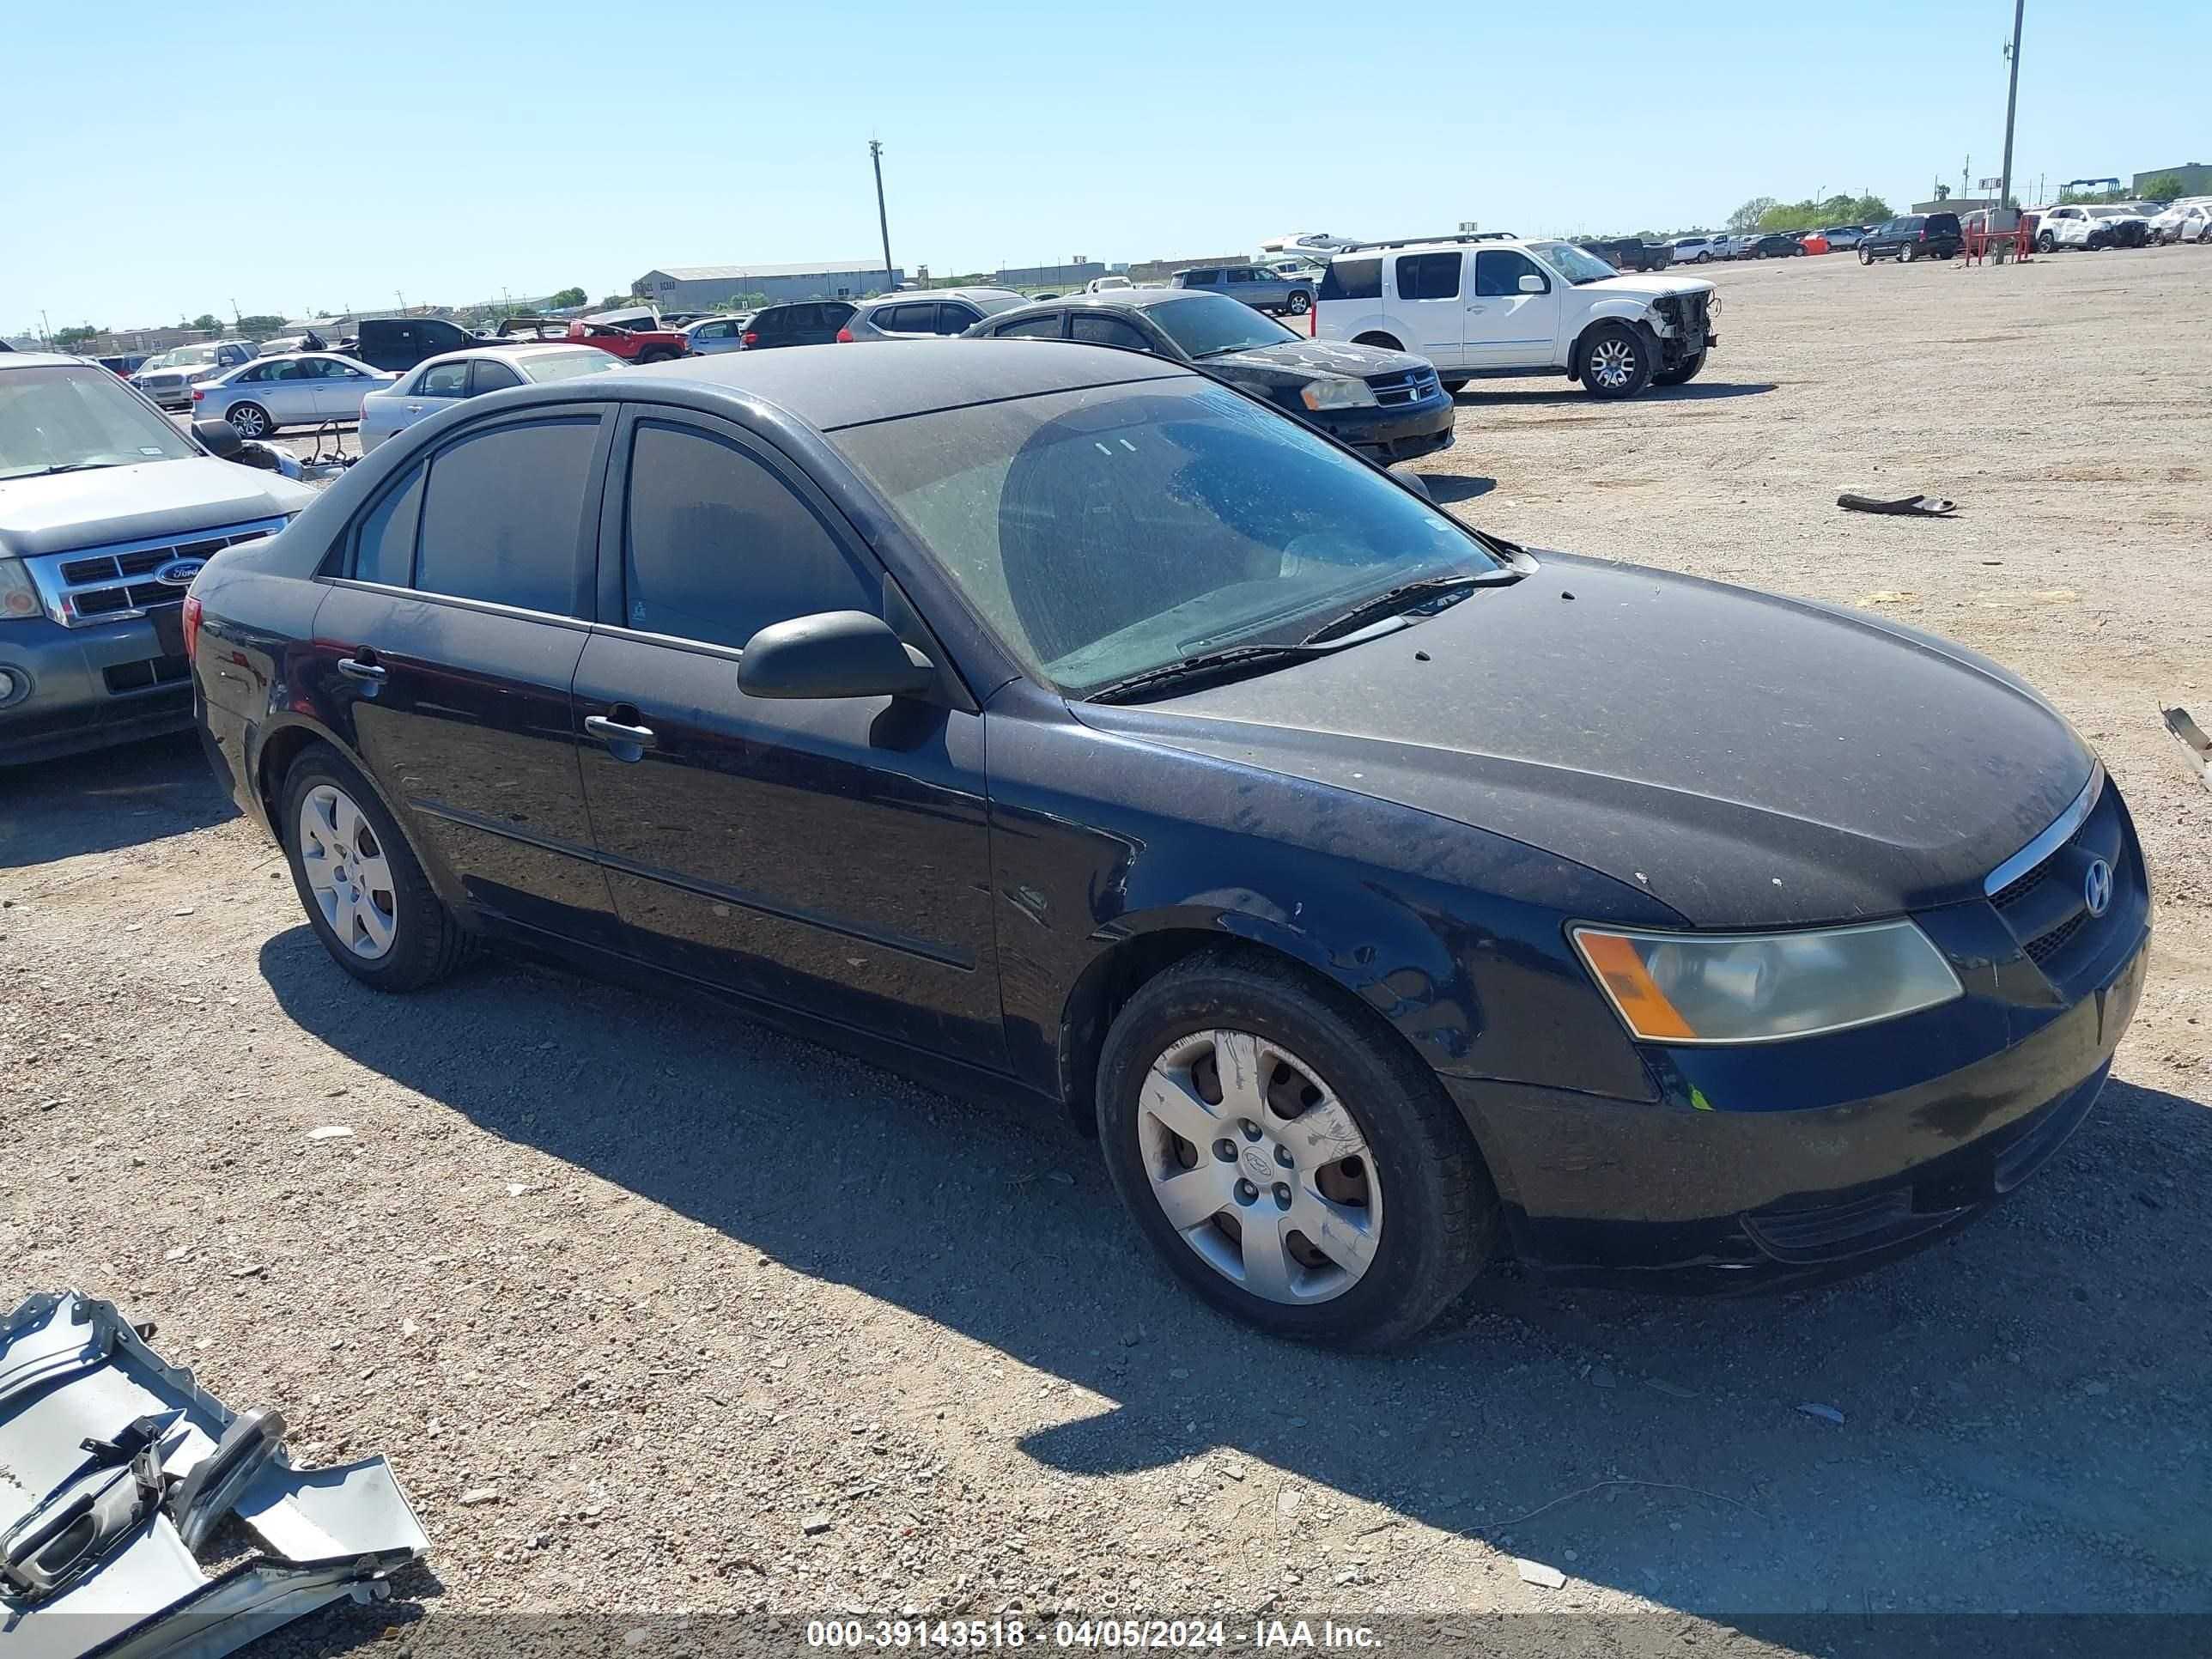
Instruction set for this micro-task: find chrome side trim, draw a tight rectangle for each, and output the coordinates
[1984,761,2105,896]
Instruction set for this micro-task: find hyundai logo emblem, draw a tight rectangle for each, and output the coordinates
[154,558,205,589]
[2082,858,2113,919]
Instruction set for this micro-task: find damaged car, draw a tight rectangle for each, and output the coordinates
[188,343,2148,1350]
[1311,232,1719,398]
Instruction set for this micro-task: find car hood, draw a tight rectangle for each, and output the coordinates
[1581,273,1716,301]
[0,457,317,558]
[1201,338,1430,380]
[1072,554,2092,927]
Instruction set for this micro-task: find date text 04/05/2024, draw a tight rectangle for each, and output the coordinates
[805,1618,1384,1649]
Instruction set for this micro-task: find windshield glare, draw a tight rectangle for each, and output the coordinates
[833,380,1499,696]
[0,366,201,479]
[522,349,622,383]
[1526,240,1620,285]
[1139,294,1299,359]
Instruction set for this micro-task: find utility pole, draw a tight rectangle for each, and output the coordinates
[869,139,895,294]
[1999,0,2026,209]
[40,309,52,347]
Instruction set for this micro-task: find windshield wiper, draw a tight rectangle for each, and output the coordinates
[1299,570,1511,645]
[32,461,126,476]
[1085,642,1334,705]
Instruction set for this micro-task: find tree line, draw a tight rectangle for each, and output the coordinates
[1728,193,1894,234]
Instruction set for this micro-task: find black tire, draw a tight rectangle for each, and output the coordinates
[1653,348,1707,387]
[1694,252,1711,263]
[1899,241,1916,264]
[280,743,471,993]
[2037,230,2056,253]
[1858,246,1873,264]
[1439,378,1469,395]
[636,348,676,364]
[1286,291,1311,315]
[1096,949,1496,1349]
[227,402,273,439]
[1352,332,1404,352]
[1577,320,1655,399]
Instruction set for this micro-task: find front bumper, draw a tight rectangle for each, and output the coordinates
[0,614,195,765]
[1316,392,1456,462]
[1448,923,2150,1292]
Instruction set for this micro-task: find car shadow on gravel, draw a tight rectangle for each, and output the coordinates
[1453,382,1777,406]
[259,933,2212,1621]
[0,731,234,870]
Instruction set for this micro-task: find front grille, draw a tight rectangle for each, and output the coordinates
[1985,777,2134,988]
[103,654,192,694]
[25,520,285,629]
[1365,367,1443,408]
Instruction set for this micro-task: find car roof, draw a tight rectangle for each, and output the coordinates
[591,338,1188,431]
[411,344,604,369]
[857,288,1019,308]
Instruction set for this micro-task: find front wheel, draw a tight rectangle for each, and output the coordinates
[1096,951,1496,1348]
[226,402,271,439]
[1653,348,1707,387]
[281,744,472,992]
[1577,321,1654,398]
[1286,291,1310,315]
[1440,377,1468,395]
[1858,246,1873,264]
[1899,242,1917,264]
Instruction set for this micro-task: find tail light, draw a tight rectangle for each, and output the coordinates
[181,592,204,660]
[191,388,204,402]
[742,331,758,346]
[835,327,854,343]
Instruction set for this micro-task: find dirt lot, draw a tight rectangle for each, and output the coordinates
[7,246,2210,1654]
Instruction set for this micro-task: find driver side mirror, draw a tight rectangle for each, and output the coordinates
[1518,273,1547,294]
[191,418,243,459]
[738,611,939,701]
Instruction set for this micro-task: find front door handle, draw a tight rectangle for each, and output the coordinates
[585,714,657,750]
[336,655,386,683]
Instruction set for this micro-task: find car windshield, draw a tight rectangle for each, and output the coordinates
[1138,294,1299,358]
[1525,240,1620,285]
[832,379,1502,696]
[144,345,224,369]
[0,365,200,479]
[521,349,621,383]
[2085,206,2133,219]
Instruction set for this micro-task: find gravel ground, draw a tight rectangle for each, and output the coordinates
[8,246,2211,1656]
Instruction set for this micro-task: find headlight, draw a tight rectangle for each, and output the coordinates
[1300,377,1377,412]
[1570,920,1961,1044]
[1,557,42,621]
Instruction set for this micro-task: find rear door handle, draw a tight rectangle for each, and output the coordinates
[584,714,657,749]
[336,655,386,683]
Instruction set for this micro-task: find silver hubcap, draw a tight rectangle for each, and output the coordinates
[298,784,398,960]
[232,406,264,436]
[1138,1030,1382,1305]
[1589,337,1638,389]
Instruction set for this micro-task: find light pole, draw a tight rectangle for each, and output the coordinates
[869,140,895,294]
[1999,0,2026,210]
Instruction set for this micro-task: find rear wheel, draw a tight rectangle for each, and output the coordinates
[226,402,271,439]
[281,744,471,992]
[636,348,677,364]
[1096,951,1495,1349]
[1286,291,1311,315]
[1577,321,1653,398]
[2038,230,2056,252]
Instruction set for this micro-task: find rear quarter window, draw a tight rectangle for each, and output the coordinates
[1317,257,1382,301]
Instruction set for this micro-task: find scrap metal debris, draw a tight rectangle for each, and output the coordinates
[2164,707,2212,793]
[0,1290,428,1659]
[1838,492,1957,517]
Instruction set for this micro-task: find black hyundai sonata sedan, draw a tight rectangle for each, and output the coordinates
[188,341,2150,1348]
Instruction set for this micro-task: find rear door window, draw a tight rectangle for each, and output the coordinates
[994,314,1066,338]
[417,362,469,397]
[620,420,875,651]
[1395,252,1462,300]
[876,305,935,334]
[413,416,601,616]
[1069,313,1151,350]
[470,359,524,394]
[933,304,981,334]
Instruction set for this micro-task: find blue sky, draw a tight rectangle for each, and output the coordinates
[6,0,2205,333]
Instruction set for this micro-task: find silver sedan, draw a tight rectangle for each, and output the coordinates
[356,345,620,453]
[192,352,396,438]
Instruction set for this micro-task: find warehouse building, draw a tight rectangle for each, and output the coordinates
[994,260,1107,289]
[2132,162,2212,197]
[633,262,904,310]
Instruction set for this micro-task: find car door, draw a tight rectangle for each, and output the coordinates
[307,358,377,421]
[257,359,318,425]
[1463,249,1558,367]
[310,405,623,946]
[568,407,1004,1066]
[690,319,736,355]
[1389,251,1466,364]
[393,359,470,434]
